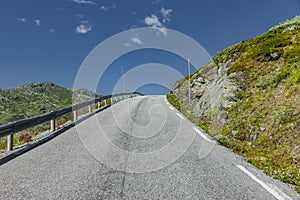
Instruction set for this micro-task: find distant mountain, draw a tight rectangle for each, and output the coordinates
[170,16,300,192]
[0,82,98,126]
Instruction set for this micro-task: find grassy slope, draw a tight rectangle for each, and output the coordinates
[171,16,300,192]
[0,82,72,125]
[0,82,73,149]
[166,94,181,111]
[215,18,300,192]
[0,82,99,149]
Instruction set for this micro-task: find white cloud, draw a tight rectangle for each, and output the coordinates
[111,4,116,10]
[49,28,56,33]
[70,0,96,5]
[160,7,172,23]
[16,17,26,23]
[100,6,108,10]
[34,19,41,26]
[144,11,171,37]
[131,36,144,45]
[157,27,167,36]
[124,43,130,47]
[75,24,92,34]
[144,14,162,27]
[129,25,137,30]
[122,25,137,31]
[76,14,84,18]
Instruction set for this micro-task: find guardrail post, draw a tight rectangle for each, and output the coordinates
[50,119,56,132]
[88,105,92,113]
[73,110,78,121]
[7,134,13,151]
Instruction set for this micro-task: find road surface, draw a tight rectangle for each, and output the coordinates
[0,96,299,199]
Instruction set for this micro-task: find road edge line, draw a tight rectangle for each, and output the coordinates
[176,113,184,120]
[236,165,291,200]
[193,127,215,143]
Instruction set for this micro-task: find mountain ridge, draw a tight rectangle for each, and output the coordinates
[0,82,99,149]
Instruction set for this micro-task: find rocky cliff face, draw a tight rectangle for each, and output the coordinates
[172,60,241,133]
[171,16,300,192]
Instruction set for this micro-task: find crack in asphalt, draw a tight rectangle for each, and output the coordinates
[119,97,148,199]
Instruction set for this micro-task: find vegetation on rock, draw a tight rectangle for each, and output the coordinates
[171,16,300,193]
[0,82,99,150]
[166,94,181,111]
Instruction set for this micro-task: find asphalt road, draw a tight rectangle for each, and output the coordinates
[0,96,299,200]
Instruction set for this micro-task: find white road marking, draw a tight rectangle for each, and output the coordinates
[176,113,184,119]
[236,165,292,200]
[193,127,215,143]
[271,185,294,200]
[169,106,174,110]
[164,96,168,103]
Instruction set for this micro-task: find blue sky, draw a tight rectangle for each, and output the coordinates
[0,0,299,95]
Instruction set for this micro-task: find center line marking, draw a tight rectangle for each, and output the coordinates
[169,106,174,110]
[236,165,292,200]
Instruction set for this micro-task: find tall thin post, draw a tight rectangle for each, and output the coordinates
[121,65,125,93]
[7,134,13,151]
[73,110,78,121]
[50,119,56,132]
[188,58,191,104]
[169,72,171,93]
[88,105,92,113]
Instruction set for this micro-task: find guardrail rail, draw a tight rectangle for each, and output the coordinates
[0,92,143,151]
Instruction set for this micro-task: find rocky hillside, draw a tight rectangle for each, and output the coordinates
[171,16,300,192]
[0,82,98,149]
[0,82,72,126]
[0,82,99,126]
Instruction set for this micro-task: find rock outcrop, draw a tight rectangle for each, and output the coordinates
[172,60,240,132]
[170,16,300,192]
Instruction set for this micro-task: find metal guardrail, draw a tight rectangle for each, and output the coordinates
[0,92,143,151]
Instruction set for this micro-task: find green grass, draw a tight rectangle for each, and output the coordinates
[166,94,181,111]
[173,16,300,193]
[218,18,300,191]
[0,82,99,150]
